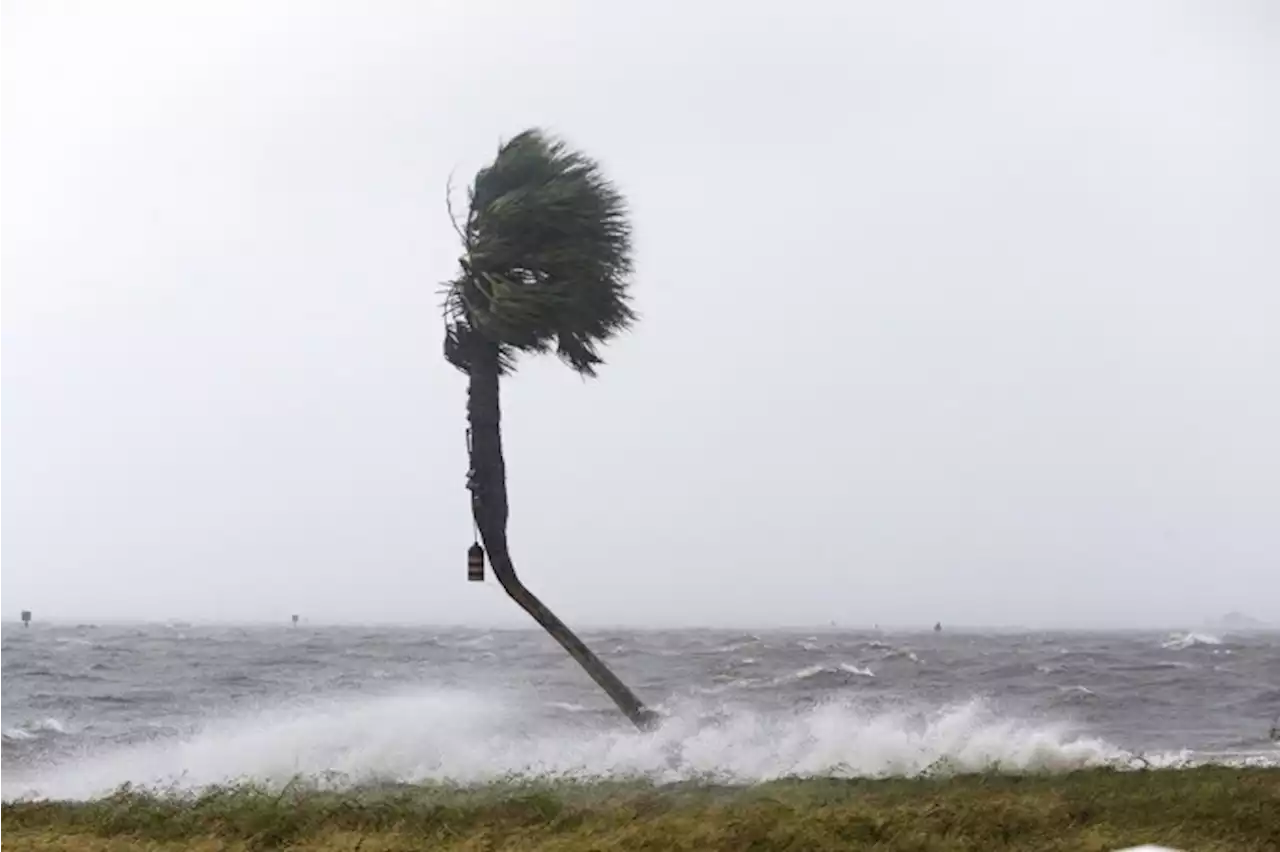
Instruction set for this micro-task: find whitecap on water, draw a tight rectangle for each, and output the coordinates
[837,663,876,678]
[785,663,876,683]
[1160,632,1222,650]
[4,718,69,739]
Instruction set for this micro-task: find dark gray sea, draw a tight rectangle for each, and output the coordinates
[3,623,1278,800]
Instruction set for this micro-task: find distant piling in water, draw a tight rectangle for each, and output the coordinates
[21,610,32,628]
[291,614,299,626]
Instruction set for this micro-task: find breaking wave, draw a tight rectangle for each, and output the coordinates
[3,688,1145,801]
[3,718,69,743]
[1161,633,1223,650]
[789,663,875,682]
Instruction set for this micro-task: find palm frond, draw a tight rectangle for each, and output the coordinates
[442,129,636,377]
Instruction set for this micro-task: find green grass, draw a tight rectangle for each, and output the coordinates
[4,767,1278,851]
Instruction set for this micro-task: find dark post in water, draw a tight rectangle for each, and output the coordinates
[291,614,299,626]
[21,610,32,628]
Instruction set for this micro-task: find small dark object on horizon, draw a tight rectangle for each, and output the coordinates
[21,610,32,628]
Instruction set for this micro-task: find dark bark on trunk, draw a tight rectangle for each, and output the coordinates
[466,340,658,730]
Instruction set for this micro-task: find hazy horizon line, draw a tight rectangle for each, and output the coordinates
[3,616,1273,632]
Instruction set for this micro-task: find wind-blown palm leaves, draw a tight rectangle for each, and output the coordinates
[444,129,637,376]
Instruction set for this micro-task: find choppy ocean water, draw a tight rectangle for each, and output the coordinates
[3,623,1277,800]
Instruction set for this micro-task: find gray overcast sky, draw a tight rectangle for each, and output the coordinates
[2,1,1277,629]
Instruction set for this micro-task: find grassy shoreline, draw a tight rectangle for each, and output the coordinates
[4,767,1278,851]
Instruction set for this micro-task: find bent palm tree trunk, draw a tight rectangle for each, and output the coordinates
[466,340,658,730]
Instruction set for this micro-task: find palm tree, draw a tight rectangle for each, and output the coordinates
[443,129,658,730]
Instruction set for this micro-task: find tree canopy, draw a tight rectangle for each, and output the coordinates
[444,129,637,377]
